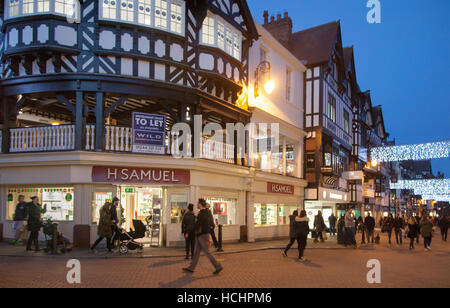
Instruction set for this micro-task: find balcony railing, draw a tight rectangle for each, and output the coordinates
[9,125,75,153]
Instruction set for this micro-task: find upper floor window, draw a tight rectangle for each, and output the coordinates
[100,0,185,35]
[200,13,242,61]
[344,110,350,134]
[5,0,79,20]
[327,93,337,123]
[286,68,292,102]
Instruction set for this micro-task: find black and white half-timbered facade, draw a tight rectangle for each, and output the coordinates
[0,0,264,247]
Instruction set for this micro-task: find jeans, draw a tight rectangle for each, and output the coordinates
[423,236,432,248]
[387,230,392,243]
[12,221,27,242]
[26,230,39,251]
[296,234,308,259]
[366,229,374,243]
[210,228,218,248]
[441,227,448,241]
[91,237,112,251]
[330,225,336,236]
[409,237,415,249]
[284,237,296,254]
[395,229,403,244]
[185,231,196,257]
[187,234,222,271]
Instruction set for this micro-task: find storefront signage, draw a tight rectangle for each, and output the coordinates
[132,112,166,154]
[267,183,294,195]
[92,166,190,185]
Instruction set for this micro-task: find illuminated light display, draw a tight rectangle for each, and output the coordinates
[390,179,450,201]
[371,141,450,162]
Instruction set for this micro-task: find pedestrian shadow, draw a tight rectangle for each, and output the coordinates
[159,273,211,288]
[303,261,322,268]
[148,259,186,269]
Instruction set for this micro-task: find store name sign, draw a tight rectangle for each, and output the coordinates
[268,183,294,195]
[92,166,190,185]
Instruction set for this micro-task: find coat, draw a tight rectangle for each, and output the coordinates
[294,217,310,237]
[288,215,296,238]
[98,203,113,238]
[420,220,434,238]
[314,215,326,232]
[196,209,212,236]
[407,223,419,238]
[438,217,449,229]
[364,216,376,231]
[181,211,196,234]
[328,215,337,228]
[383,217,394,232]
[27,203,45,232]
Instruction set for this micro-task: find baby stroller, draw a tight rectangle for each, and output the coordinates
[118,220,146,254]
[43,219,72,254]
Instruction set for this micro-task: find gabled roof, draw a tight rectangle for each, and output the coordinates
[290,21,340,66]
[343,47,354,70]
[372,105,388,139]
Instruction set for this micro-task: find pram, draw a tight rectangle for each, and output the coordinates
[118,220,146,254]
[42,219,72,254]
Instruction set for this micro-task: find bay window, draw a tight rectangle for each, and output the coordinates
[201,13,242,61]
[100,0,185,35]
[5,0,79,20]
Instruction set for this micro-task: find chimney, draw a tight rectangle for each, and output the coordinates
[262,11,293,49]
[263,10,269,25]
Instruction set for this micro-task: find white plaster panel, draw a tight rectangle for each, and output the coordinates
[155,40,165,58]
[199,53,214,71]
[121,58,133,76]
[138,60,150,78]
[121,33,133,52]
[8,28,18,47]
[22,26,33,45]
[54,25,77,47]
[138,36,150,54]
[99,30,116,50]
[170,43,183,62]
[37,24,49,44]
[154,63,166,81]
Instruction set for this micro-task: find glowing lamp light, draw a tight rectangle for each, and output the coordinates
[264,79,275,95]
[51,122,61,126]
[371,160,378,167]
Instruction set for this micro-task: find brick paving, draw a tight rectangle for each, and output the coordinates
[0,234,448,288]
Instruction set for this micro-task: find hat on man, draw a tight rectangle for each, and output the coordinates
[112,197,120,203]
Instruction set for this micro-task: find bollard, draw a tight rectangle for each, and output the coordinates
[0,223,3,242]
[217,225,224,252]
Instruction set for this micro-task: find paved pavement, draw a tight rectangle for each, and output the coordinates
[0,233,449,288]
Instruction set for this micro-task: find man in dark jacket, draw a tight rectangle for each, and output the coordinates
[183,199,223,275]
[26,196,46,252]
[181,204,196,259]
[438,216,449,242]
[283,210,298,257]
[294,210,310,262]
[394,213,404,244]
[313,211,326,243]
[206,203,219,249]
[364,213,376,244]
[328,214,337,236]
[12,195,28,245]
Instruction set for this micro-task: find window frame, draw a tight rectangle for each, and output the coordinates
[343,109,350,134]
[5,0,80,21]
[327,92,337,123]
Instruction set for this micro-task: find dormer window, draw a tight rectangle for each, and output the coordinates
[200,12,242,61]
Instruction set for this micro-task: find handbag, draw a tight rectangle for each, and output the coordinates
[322,231,328,241]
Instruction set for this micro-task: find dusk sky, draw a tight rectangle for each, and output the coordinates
[248,0,450,176]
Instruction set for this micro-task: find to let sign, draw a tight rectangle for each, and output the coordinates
[92,166,190,185]
[132,112,166,154]
[267,182,294,195]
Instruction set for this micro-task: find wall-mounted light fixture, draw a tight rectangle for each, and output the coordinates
[254,61,275,98]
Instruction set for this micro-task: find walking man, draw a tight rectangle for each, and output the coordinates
[364,213,376,244]
[328,213,337,236]
[206,203,219,250]
[283,210,298,257]
[313,211,326,243]
[438,215,448,242]
[394,213,404,245]
[26,197,46,252]
[183,199,223,275]
[344,209,357,248]
[181,204,196,260]
[12,195,28,245]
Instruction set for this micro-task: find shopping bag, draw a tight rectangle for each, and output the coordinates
[322,231,328,241]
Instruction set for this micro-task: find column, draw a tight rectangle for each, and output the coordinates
[294,141,303,178]
[282,137,287,176]
[246,192,256,243]
[95,92,104,151]
[2,99,9,153]
[75,91,84,150]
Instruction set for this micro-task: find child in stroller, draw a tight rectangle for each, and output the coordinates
[43,219,73,254]
[118,220,146,254]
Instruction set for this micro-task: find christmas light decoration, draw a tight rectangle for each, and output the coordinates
[371,141,450,162]
[390,179,450,201]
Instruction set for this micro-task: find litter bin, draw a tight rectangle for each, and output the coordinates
[74,225,90,249]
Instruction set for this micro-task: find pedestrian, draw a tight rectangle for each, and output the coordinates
[364,213,376,244]
[415,215,421,244]
[283,210,299,257]
[394,213,404,245]
[344,209,357,248]
[356,216,363,233]
[420,216,434,252]
[110,197,120,249]
[91,201,114,252]
[337,215,346,245]
[183,199,223,275]
[383,214,395,244]
[206,203,219,250]
[11,195,28,245]
[26,197,46,252]
[293,210,310,262]
[181,203,196,260]
[313,210,326,243]
[438,215,448,242]
[328,213,337,236]
[407,216,419,250]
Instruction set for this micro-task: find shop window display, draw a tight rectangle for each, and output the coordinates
[7,187,74,221]
[170,194,188,224]
[254,204,277,226]
[204,197,237,225]
[278,205,298,225]
[92,192,113,223]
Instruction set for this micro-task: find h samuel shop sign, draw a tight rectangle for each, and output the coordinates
[92,166,190,185]
[267,182,294,195]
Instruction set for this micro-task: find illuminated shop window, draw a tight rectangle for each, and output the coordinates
[7,187,75,222]
[204,197,237,225]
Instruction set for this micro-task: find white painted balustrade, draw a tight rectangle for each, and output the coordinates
[201,138,235,164]
[9,125,75,153]
[85,125,95,151]
[105,126,132,152]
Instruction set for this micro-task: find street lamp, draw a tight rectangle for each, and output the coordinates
[254,61,274,98]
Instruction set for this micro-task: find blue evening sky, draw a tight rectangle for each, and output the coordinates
[247,0,450,176]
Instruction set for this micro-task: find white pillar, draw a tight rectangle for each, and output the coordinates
[282,137,287,175]
[246,192,256,243]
